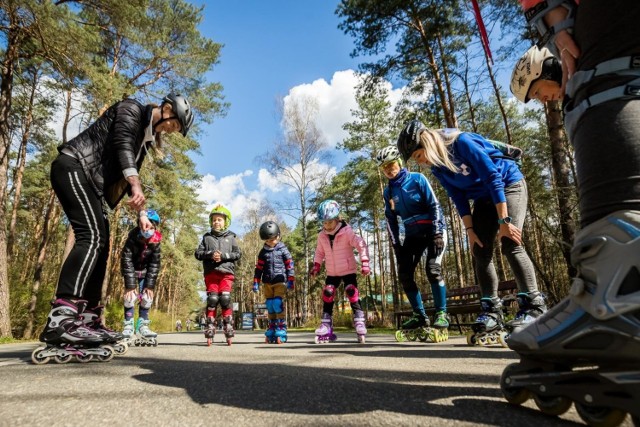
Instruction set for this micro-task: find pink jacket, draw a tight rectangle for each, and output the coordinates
[313,222,369,277]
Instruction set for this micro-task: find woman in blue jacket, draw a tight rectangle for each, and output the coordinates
[377,145,449,340]
[397,120,546,337]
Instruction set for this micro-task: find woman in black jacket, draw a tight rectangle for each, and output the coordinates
[40,94,193,353]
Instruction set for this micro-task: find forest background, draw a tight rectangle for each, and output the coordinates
[0,0,577,339]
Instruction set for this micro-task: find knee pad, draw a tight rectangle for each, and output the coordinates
[140,292,153,309]
[207,293,219,310]
[322,285,336,304]
[265,298,274,314]
[272,297,284,314]
[426,261,443,283]
[344,284,359,303]
[219,292,231,309]
[123,292,137,309]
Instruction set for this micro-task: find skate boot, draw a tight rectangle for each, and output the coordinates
[204,317,216,346]
[32,298,115,364]
[430,311,449,342]
[274,319,287,344]
[122,319,135,346]
[395,311,430,342]
[222,316,234,346]
[353,309,366,344]
[82,305,128,355]
[135,318,157,347]
[467,297,508,347]
[264,319,277,344]
[314,312,337,344]
[501,211,640,424]
[505,291,547,334]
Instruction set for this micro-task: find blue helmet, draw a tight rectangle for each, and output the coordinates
[317,200,340,221]
[146,209,161,226]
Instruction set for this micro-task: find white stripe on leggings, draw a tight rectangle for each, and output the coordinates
[68,171,100,296]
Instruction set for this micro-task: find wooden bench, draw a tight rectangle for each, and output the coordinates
[393,280,518,333]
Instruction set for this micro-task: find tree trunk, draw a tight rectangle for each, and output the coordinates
[0,18,22,338]
[545,100,577,278]
[23,190,59,338]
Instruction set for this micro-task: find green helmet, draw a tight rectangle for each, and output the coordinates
[209,203,231,230]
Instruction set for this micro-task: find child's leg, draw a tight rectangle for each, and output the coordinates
[219,274,235,337]
[344,274,366,337]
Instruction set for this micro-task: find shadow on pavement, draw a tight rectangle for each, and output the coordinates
[120,356,581,426]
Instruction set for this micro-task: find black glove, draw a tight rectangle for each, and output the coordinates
[433,233,445,257]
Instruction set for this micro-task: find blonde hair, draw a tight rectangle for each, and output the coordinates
[418,128,460,173]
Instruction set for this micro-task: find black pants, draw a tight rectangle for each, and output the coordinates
[50,154,110,307]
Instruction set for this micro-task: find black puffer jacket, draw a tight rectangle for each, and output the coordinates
[58,99,154,208]
[121,227,162,289]
[194,229,241,275]
[254,242,294,284]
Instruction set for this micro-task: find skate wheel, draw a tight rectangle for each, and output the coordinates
[314,336,321,344]
[498,331,509,348]
[54,353,73,364]
[575,403,627,427]
[226,338,232,346]
[207,338,212,347]
[276,337,282,345]
[417,329,429,342]
[152,340,158,347]
[76,354,93,363]
[500,363,531,405]
[97,346,115,362]
[466,333,478,346]
[265,337,270,344]
[394,330,407,342]
[533,395,572,416]
[407,331,418,341]
[31,346,50,365]
[357,335,365,344]
[113,342,128,355]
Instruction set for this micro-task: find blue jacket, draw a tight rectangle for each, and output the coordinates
[254,242,295,284]
[431,132,523,218]
[384,169,446,247]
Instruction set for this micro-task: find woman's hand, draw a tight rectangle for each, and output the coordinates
[466,228,483,254]
[127,177,146,211]
[498,223,522,246]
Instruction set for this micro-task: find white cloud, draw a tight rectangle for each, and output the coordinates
[257,159,337,194]
[195,170,264,228]
[284,70,407,149]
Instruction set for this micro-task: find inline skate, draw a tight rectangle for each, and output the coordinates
[264,319,277,344]
[134,318,157,346]
[431,310,450,343]
[504,291,547,334]
[31,298,115,364]
[82,305,128,355]
[122,318,135,346]
[314,312,337,344]
[222,315,234,346]
[273,318,287,344]
[466,297,508,347]
[395,311,433,343]
[353,309,366,344]
[501,211,640,425]
[204,316,216,346]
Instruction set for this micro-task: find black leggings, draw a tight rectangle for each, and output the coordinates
[50,154,110,307]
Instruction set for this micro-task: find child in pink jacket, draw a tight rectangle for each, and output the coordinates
[310,199,370,344]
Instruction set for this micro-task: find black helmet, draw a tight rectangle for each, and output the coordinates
[162,93,194,136]
[397,119,426,162]
[259,221,280,240]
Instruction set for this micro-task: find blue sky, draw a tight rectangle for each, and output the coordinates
[188,0,405,230]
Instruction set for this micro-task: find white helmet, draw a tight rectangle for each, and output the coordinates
[510,46,555,103]
[376,145,402,167]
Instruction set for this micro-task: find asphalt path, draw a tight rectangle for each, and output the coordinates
[0,331,633,427]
